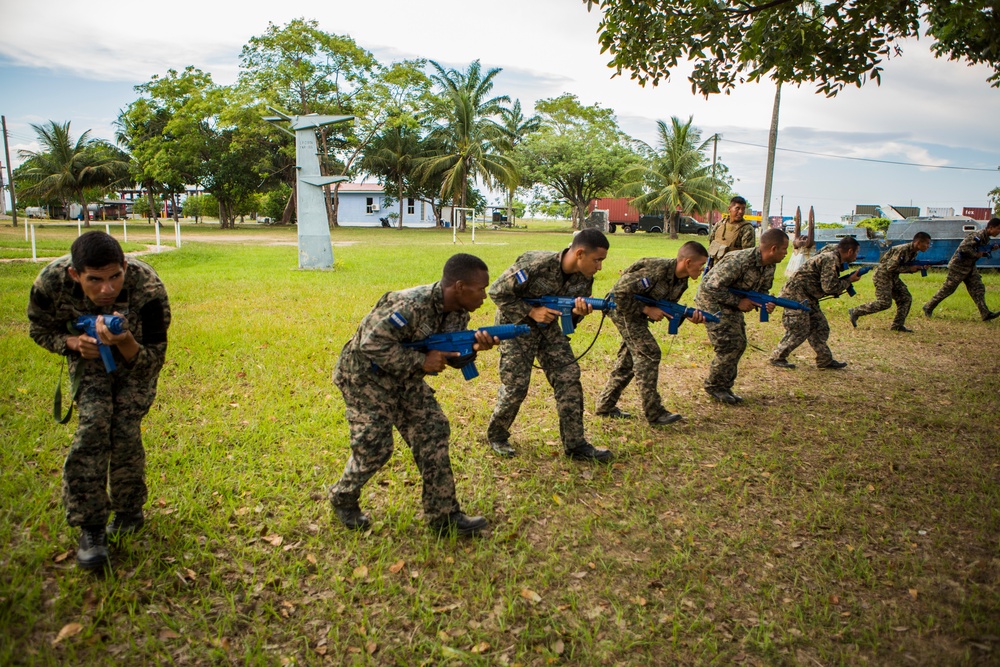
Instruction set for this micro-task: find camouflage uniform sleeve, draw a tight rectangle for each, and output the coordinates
[819,254,851,295]
[956,231,985,259]
[357,300,427,377]
[700,255,744,308]
[883,245,908,273]
[27,268,71,356]
[737,223,756,249]
[758,265,776,294]
[123,273,171,376]
[489,258,533,324]
[613,267,655,318]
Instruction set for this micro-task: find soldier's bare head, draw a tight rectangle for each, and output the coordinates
[759,228,789,265]
[912,231,932,252]
[676,241,708,278]
[986,218,1000,236]
[68,232,127,306]
[565,229,609,279]
[442,253,489,313]
[728,196,747,221]
[837,236,861,263]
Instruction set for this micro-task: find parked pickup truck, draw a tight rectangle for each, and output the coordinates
[635,215,710,235]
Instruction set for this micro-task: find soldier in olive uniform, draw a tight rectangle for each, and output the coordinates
[706,196,756,272]
[487,229,613,462]
[695,228,789,404]
[849,232,932,332]
[770,237,862,370]
[329,254,498,537]
[595,241,709,425]
[28,232,170,570]
[923,218,1000,321]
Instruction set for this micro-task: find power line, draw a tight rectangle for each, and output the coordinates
[720,137,999,172]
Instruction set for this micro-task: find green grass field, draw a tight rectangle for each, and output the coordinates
[1,222,998,665]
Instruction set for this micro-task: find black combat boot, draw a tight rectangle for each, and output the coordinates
[77,525,110,571]
[333,504,372,531]
[429,512,488,537]
[108,510,144,539]
[565,442,614,462]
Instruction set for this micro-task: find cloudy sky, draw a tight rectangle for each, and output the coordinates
[2,0,998,221]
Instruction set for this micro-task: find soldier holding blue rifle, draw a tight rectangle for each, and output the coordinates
[770,238,862,371]
[849,231,931,332]
[595,242,710,426]
[27,231,170,571]
[923,217,1000,322]
[329,254,500,537]
[486,229,614,462]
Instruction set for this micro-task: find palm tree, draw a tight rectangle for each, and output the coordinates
[419,60,518,230]
[498,100,540,224]
[115,103,169,226]
[360,125,423,229]
[620,116,723,239]
[18,121,127,226]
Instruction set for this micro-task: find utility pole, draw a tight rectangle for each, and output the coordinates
[0,161,6,216]
[710,133,719,226]
[2,116,18,227]
[761,81,781,230]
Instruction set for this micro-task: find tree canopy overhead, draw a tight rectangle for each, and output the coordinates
[584,0,1000,96]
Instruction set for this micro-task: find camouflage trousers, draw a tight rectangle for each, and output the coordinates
[852,269,911,328]
[487,331,586,451]
[703,310,747,392]
[924,265,991,319]
[595,315,669,422]
[65,358,157,527]
[771,300,834,367]
[329,374,460,523]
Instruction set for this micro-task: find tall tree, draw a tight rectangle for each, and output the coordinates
[115,100,170,226]
[420,60,518,230]
[360,125,423,228]
[620,116,725,239]
[17,121,127,226]
[498,100,541,224]
[518,94,639,229]
[585,0,1000,96]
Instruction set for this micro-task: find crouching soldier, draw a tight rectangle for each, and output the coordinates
[28,231,170,570]
[329,254,498,537]
[770,237,862,370]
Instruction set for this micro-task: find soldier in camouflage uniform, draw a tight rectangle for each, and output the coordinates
[487,228,613,462]
[706,196,756,273]
[923,218,1000,321]
[770,237,862,370]
[849,232,932,332]
[595,242,709,425]
[27,232,170,570]
[695,228,789,404]
[329,254,497,537]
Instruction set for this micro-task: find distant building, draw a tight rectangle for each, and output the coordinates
[963,206,993,221]
[333,183,435,227]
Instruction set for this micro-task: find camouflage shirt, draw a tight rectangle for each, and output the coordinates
[335,282,470,388]
[27,255,170,377]
[708,220,756,261]
[875,241,920,278]
[780,244,852,303]
[489,249,594,327]
[950,228,997,270]
[610,257,689,321]
[695,247,775,313]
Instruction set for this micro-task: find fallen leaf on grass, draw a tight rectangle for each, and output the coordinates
[306,554,317,566]
[893,626,909,632]
[552,639,565,655]
[552,494,563,506]
[263,534,283,547]
[520,588,542,603]
[185,568,197,580]
[569,571,587,579]
[432,603,461,614]
[159,628,181,640]
[353,565,368,580]
[438,630,450,642]
[366,642,377,654]
[52,622,83,645]
[470,641,490,654]
[908,589,918,600]
[388,560,405,574]
[53,551,70,563]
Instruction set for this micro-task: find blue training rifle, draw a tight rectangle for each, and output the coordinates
[523,296,616,335]
[72,314,127,373]
[633,295,720,334]
[728,289,811,322]
[402,324,531,380]
[841,265,873,297]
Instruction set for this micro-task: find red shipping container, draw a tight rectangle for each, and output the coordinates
[589,197,640,223]
[963,206,992,221]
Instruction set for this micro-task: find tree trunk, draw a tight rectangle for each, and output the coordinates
[506,186,515,225]
[330,184,339,227]
[459,181,467,232]
[146,187,158,227]
[280,185,295,225]
[172,192,179,224]
[397,176,404,230]
[669,211,678,240]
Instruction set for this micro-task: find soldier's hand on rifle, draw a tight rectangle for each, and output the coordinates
[764,302,777,314]
[571,297,593,317]
[643,305,667,322]
[423,350,459,373]
[472,329,500,352]
[528,306,560,325]
[67,333,100,359]
[849,270,863,282]
[737,298,756,312]
[687,310,706,324]
[97,313,139,361]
